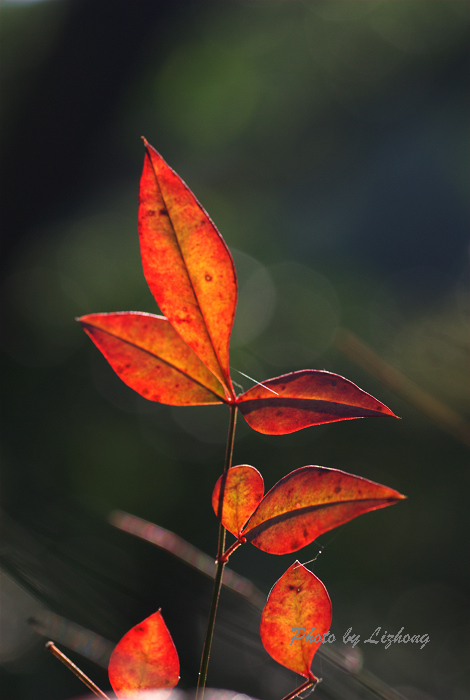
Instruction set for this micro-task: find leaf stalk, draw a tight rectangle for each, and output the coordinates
[279,677,318,700]
[217,537,245,564]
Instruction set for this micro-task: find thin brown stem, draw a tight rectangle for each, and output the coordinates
[46,642,111,700]
[196,404,238,700]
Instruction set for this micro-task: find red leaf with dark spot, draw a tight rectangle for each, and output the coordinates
[242,465,405,554]
[261,561,332,680]
[108,610,179,698]
[78,312,225,405]
[139,141,237,398]
[80,142,399,435]
[237,370,398,434]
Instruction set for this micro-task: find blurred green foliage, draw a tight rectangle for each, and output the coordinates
[1,2,469,699]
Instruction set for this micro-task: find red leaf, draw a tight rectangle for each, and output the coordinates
[108,610,179,698]
[78,312,225,405]
[138,141,237,398]
[242,465,405,554]
[261,562,332,680]
[237,369,398,434]
[212,465,264,538]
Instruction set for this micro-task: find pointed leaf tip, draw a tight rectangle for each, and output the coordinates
[237,369,398,434]
[108,610,179,698]
[138,142,237,398]
[261,562,331,679]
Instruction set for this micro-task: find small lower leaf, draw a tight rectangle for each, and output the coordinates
[261,562,332,679]
[212,465,264,538]
[108,610,179,698]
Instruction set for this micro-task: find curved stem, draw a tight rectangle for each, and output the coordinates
[196,404,238,700]
[280,677,318,700]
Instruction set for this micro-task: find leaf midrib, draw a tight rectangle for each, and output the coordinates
[243,497,399,539]
[147,151,229,389]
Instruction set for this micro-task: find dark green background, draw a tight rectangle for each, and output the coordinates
[1,2,469,699]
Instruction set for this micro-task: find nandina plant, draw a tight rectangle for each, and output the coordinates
[50,141,404,700]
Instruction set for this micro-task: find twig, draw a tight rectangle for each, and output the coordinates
[46,641,111,700]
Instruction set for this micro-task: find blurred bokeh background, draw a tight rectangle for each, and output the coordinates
[1,2,469,699]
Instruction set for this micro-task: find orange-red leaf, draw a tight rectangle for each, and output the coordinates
[78,312,226,405]
[212,465,264,538]
[138,141,237,398]
[242,465,405,554]
[261,562,331,680]
[108,610,179,698]
[237,369,398,434]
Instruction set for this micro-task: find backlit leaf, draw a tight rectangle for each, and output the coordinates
[139,141,237,398]
[261,562,331,680]
[78,312,225,405]
[242,465,405,554]
[237,369,398,434]
[108,610,179,698]
[212,465,264,538]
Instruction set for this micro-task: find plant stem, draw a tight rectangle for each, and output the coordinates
[196,404,238,700]
[46,642,111,700]
[279,678,317,700]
